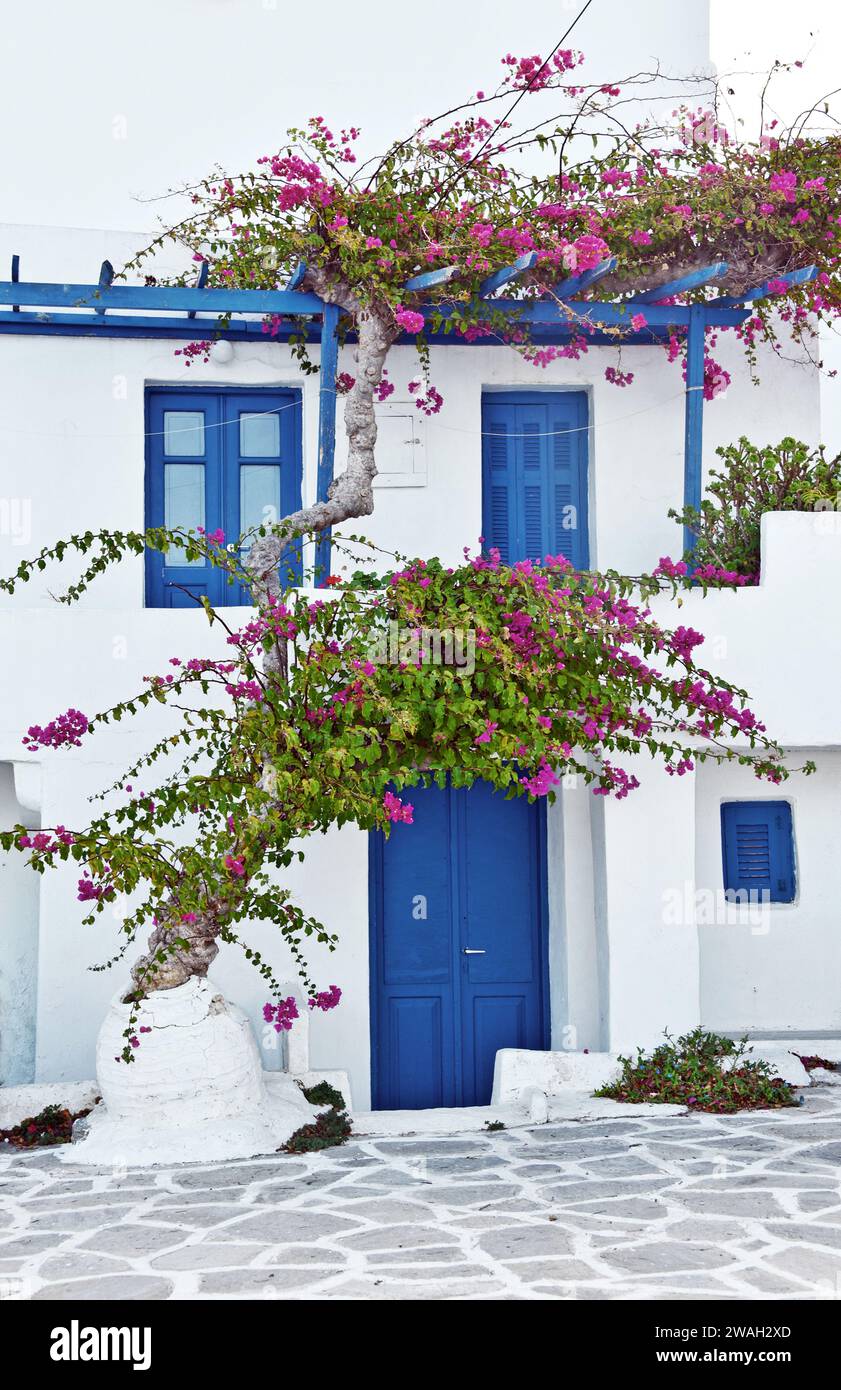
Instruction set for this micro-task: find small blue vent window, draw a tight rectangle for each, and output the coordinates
[721,801,795,904]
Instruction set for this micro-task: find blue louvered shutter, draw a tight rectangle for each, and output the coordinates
[482,400,517,563]
[520,416,545,562]
[721,801,795,903]
[549,396,586,565]
[482,393,588,569]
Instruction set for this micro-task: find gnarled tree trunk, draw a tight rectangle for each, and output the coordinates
[129,278,396,995]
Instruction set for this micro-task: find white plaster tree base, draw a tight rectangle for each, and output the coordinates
[61,977,319,1167]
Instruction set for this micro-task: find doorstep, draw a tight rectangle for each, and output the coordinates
[352,1093,687,1138]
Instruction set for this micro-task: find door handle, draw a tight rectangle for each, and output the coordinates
[463,948,486,955]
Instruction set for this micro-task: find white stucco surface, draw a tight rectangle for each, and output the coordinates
[64,978,319,1166]
[0,216,835,1112]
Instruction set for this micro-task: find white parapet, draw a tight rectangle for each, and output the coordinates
[492,1048,622,1105]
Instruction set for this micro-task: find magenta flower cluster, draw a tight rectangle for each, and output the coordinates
[383,790,414,824]
[394,305,426,335]
[655,556,757,587]
[263,997,300,1032]
[23,707,89,752]
[309,984,342,1012]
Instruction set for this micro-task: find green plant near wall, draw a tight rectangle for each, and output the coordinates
[595,1027,798,1113]
[670,437,841,579]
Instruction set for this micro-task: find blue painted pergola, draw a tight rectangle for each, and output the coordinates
[0,253,816,566]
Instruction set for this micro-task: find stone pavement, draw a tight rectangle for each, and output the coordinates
[2,1089,841,1301]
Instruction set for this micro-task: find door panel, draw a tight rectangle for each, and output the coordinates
[372,783,456,1109]
[371,780,547,1109]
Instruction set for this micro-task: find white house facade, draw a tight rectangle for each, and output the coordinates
[0,208,838,1114]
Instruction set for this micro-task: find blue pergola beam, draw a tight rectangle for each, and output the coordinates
[286,261,307,291]
[709,264,818,307]
[0,281,326,315]
[10,253,19,313]
[187,260,209,318]
[550,256,617,300]
[0,277,753,330]
[431,298,748,328]
[94,260,114,316]
[478,252,537,298]
[630,262,728,305]
[403,265,460,292]
[683,304,705,558]
[315,303,340,585]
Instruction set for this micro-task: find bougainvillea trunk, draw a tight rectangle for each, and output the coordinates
[130,908,222,994]
[129,283,394,995]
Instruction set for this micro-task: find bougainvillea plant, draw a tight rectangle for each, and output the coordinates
[127,41,841,547]
[2,44,834,1059]
[0,530,812,1060]
[667,435,841,579]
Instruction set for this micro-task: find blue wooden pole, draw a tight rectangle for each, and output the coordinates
[315,302,340,584]
[683,304,705,558]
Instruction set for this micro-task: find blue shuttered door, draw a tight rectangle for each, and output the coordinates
[146,388,302,607]
[370,781,548,1110]
[721,801,796,903]
[481,391,589,568]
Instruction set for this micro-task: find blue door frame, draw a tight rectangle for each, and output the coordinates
[369,780,550,1110]
[144,385,303,607]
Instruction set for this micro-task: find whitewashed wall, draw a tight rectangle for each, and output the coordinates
[696,756,841,1034]
[0,262,822,605]
[0,219,834,1103]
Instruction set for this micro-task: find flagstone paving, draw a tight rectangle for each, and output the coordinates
[2,1089,841,1301]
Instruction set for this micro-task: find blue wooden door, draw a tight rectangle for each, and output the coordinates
[482,391,589,568]
[145,388,302,607]
[370,781,548,1109]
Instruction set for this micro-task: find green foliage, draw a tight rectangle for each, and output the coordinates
[670,436,841,576]
[595,1027,799,1113]
[1,525,806,1059]
[0,1103,92,1148]
[283,1091,352,1153]
[302,1080,346,1109]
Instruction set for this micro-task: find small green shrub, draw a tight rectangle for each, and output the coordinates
[283,1107,352,1153]
[282,1079,352,1153]
[483,1120,506,1132]
[670,436,841,578]
[595,1027,798,1113]
[301,1080,345,1109]
[0,1103,91,1148]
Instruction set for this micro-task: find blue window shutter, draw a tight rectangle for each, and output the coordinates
[549,396,587,565]
[519,415,545,561]
[481,401,517,563]
[481,392,588,569]
[721,801,796,903]
[145,390,225,610]
[146,387,302,607]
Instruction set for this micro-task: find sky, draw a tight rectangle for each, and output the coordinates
[2,0,709,232]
